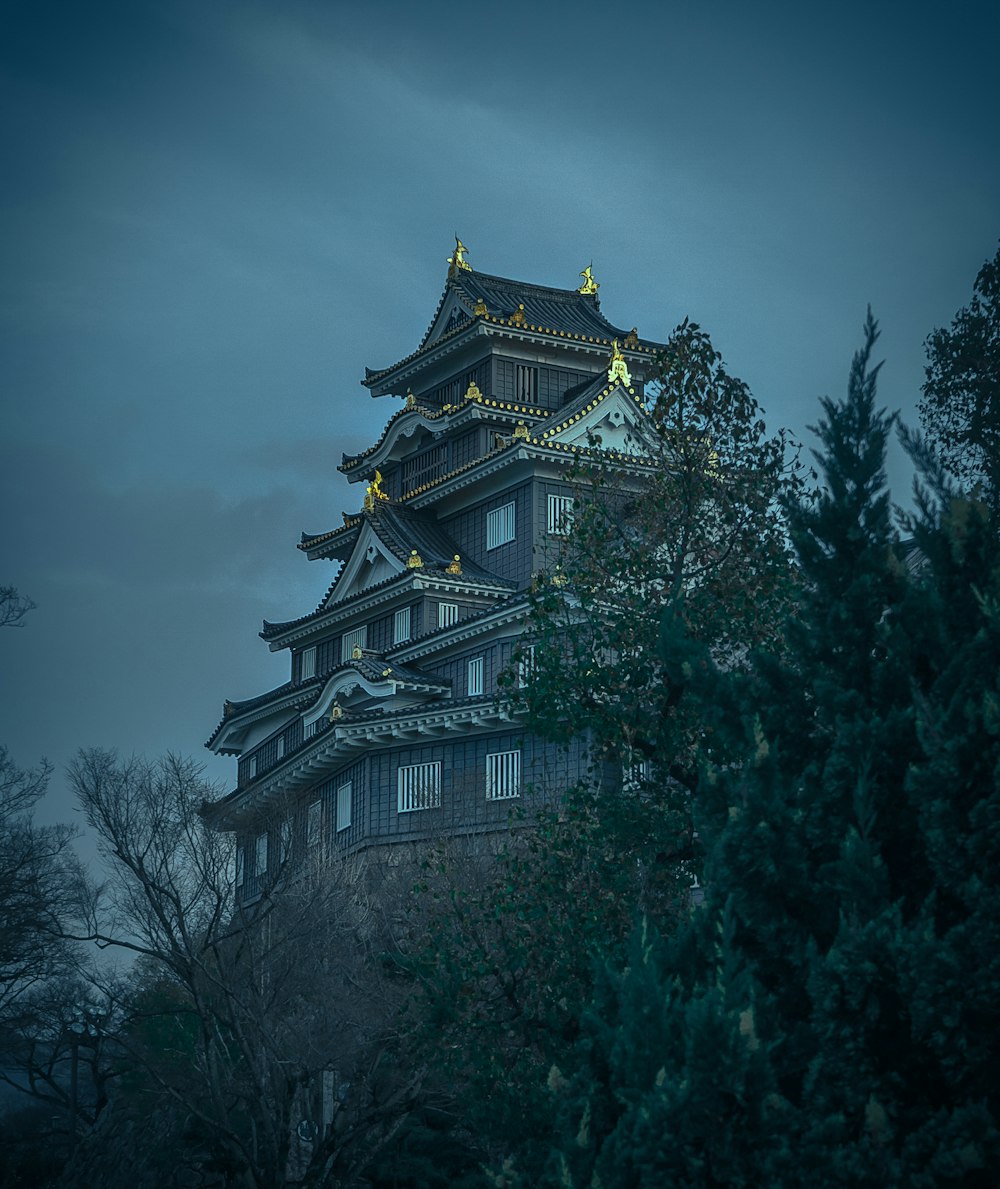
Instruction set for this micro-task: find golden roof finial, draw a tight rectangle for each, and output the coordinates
[406,390,416,408]
[512,420,530,441]
[407,549,424,569]
[464,379,482,401]
[446,554,462,575]
[363,469,390,511]
[624,327,639,349]
[578,263,600,295]
[510,303,526,326]
[607,339,632,387]
[473,297,488,316]
[351,645,363,660]
[447,236,472,276]
[329,702,344,721]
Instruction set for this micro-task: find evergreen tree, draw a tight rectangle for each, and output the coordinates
[411,321,801,1178]
[527,312,1000,1185]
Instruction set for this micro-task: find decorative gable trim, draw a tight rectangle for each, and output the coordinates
[323,522,405,607]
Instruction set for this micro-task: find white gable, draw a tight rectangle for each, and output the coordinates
[423,289,474,348]
[323,522,404,607]
[545,385,650,454]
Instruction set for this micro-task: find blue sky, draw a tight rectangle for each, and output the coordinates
[1,0,998,837]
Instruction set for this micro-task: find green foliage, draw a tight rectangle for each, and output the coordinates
[413,321,801,1178]
[507,318,801,787]
[524,310,1000,1185]
[920,243,1000,502]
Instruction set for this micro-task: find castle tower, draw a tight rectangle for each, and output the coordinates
[206,243,660,899]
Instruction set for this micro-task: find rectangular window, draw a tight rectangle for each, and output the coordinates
[517,644,536,687]
[438,602,459,629]
[486,750,521,800]
[514,364,536,403]
[300,646,317,680]
[248,753,258,778]
[276,735,285,760]
[467,656,484,696]
[486,501,516,550]
[236,844,246,888]
[547,494,575,536]
[254,832,268,877]
[305,718,321,738]
[342,626,367,661]
[307,800,322,847]
[397,761,442,813]
[393,606,411,644]
[336,782,352,832]
[279,819,292,863]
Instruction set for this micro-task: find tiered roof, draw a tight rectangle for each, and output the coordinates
[363,254,661,397]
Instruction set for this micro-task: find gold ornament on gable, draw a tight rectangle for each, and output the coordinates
[447,236,472,276]
[578,264,600,295]
[607,340,632,387]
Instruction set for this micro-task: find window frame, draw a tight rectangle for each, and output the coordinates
[306,800,322,848]
[438,602,459,629]
[397,761,442,813]
[254,832,268,877]
[300,646,317,680]
[342,625,367,662]
[486,749,521,801]
[336,782,352,833]
[467,656,485,696]
[393,606,411,645]
[486,501,516,550]
[547,493,575,536]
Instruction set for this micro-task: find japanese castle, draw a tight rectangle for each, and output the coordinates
[206,242,662,895]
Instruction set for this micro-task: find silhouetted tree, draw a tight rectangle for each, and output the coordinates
[920,243,1000,503]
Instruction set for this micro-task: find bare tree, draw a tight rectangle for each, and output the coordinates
[67,749,426,1189]
[0,585,37,628]
[0,748,78,1021]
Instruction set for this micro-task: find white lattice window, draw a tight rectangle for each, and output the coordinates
[342,625,367,661]
[307,800,322,847]
[276,735,285,759]
[438,602,459,629]
[336,782,352,832]
[254,832,268,876]
[300,646,317,679]
[248,753,258,778]
[547,494,575,536]
[397,762,441,813]
[467,656,484,696]
[514,364,536,403]
[486,750,521,800]
[517,644,536,687]
[486,502,516,549]
[393,606,411,644]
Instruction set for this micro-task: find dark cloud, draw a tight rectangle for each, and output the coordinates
[0,0,997,840]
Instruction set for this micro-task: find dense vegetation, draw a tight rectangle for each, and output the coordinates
[1,244,997,1187]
